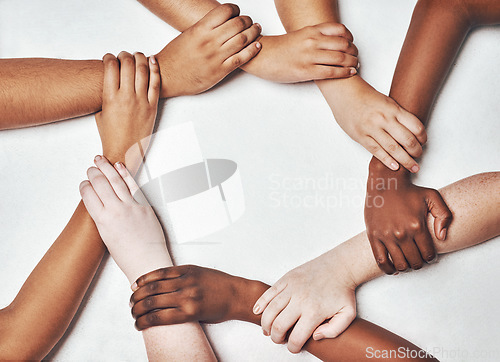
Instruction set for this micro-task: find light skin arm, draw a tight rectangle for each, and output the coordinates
[365,0,500,274]
[0,4,261,129]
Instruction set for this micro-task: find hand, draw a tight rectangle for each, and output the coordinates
[326,78,427,172]
[79,155,172,284]
[95,52,160,169]
[252,253,357,353]
[364,158,453,274]
[242,22,358,82]
[156,3,261,97]
[130,265,267,329]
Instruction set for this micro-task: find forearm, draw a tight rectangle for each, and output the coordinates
[138,0,219,31]
[0,201,105,360]
[0,58,104,129]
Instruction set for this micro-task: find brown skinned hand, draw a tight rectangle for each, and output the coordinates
[156,3,261,98]
[130,265,266,330]
[364,158,452,274]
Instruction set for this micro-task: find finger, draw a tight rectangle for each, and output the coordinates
[253,281,287,315]
[426,189,453,241]
[199,3,240,30]
[221,23,261,58]
[396,109,427,145]
[414,229,437,263]
[114,162,140,198]
[317,34,358,57]
[132,265,190,291]
[384,119,423,159]
[94,155,134,203]
[313,64,357,80]
[364,137,400,171]
[102,53,119,97]
[385,242,410,272]
[79,180,104,218]
[270,306,301,345]
[134,52,149,95]
[222,41,261,71]
[215,15,253,45]
[261,292,291,336]
[398,239,424,270]
[315,22,354,42]
[312,50,358,68]
[147,56,161,105]
[313,306,356,340]
[117,51,135,92]
[86,166,120,207]
[132,291,181,319]
[135,308,186,330]
[131,278,184,305]
[287,315,325,353]
[373,130,419,173]
[370,239,396,274]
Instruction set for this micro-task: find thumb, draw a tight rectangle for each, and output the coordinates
[312,306,356,340]
[426,189,453,241]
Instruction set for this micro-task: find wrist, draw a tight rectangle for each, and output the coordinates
[229,276,268,325]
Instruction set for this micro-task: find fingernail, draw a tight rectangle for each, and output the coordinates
[94,155,102,162]
[313,333,324,340]
[255,42,261,49]
[129,300,133,308]
[393,272,400,276]
[253,305,261,314]
[411,165,420,173]
[255,23,261,30]
[149,56,156,65]
[131,282,138,291]
[263,330,269,336]
[440,228,447,240]
[357,61,361,69]
[349,67,357,75]
[115,162,124,170]
[390,162,399,170]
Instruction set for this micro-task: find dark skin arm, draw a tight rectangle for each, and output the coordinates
[0,4,261,129]
[130,266,436,362]
[365,0,500,274]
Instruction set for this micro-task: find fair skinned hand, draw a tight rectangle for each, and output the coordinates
[364,158,453,274]
[80,156,172,284]
[156,3,262,97]
[95,52,160,169]
[322,77,427,172]
[242,22,358,82]
[252,253,357,353]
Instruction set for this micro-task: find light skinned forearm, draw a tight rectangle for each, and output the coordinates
[0,201,105,360]
[0,58,104,129]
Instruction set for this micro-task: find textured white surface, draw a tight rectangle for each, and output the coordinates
[1,0,499,361]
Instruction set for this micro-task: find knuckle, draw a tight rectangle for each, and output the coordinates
[408,219,423,232]
[338,37,350,50]
[376,256,387,266]
[229,55,243,68]
[144,297,156,309]
[145,312,160,326]
[236,33,248,46]
[220,3,238,16]
[393,229,407,240]
[147,281,159,293]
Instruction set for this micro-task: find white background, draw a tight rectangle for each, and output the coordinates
[0,0,499,360]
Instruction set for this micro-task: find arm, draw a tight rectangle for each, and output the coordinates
[0,4,261,129]
[80,53,215,360]
[131,266,436,362]
[128,172,499,355]
[364,0,500,274]
[274,0,427,173]
[139,0,359,83]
